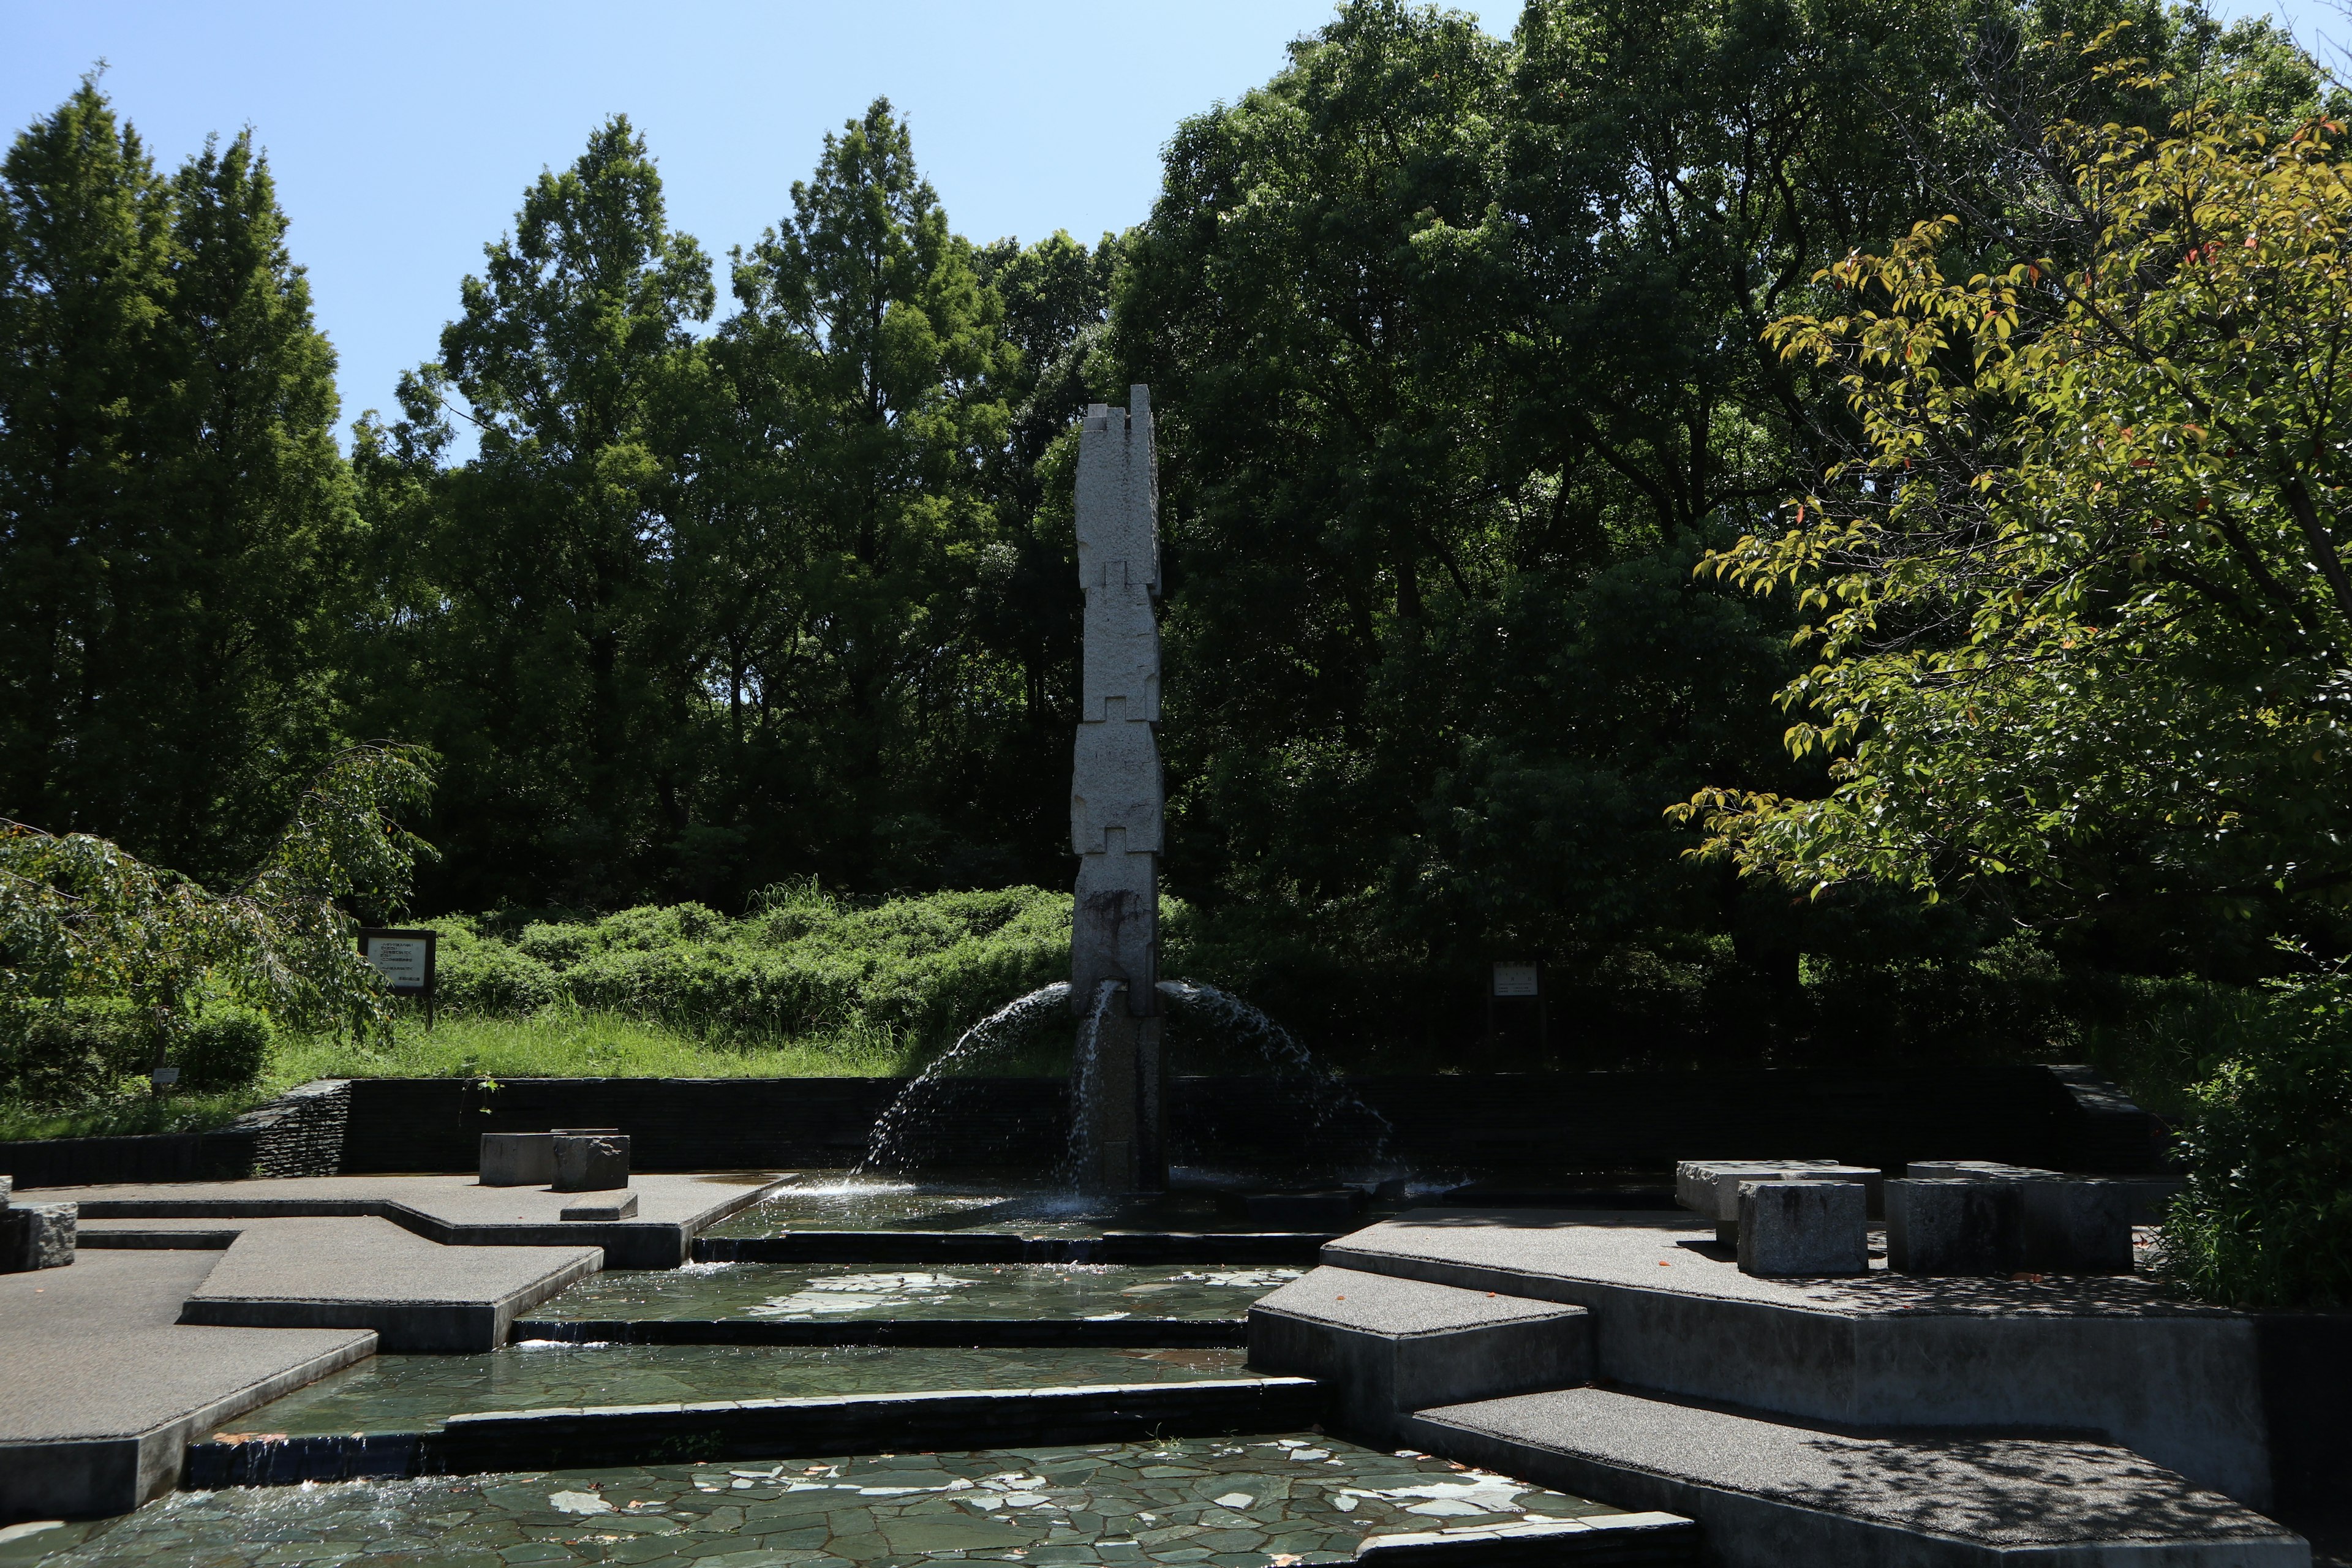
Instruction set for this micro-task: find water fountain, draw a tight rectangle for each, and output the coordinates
[1068,386,1167,1193]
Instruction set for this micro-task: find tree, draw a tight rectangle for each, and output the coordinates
[718,97,1016,887]
[0,81,354,884]
[1682,93,2352,974]
[1,743,435,1074]
[372,117,715,908]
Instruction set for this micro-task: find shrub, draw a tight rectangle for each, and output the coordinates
[413,887,1072,1056]
[2162,963,2352,1310]
[0,998,146,1107]
[173,1010,272,1092]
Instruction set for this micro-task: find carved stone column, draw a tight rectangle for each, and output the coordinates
[1070,386,1165,1192]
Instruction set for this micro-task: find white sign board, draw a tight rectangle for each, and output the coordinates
[1491,962,1540,998]
[364,938,430,989]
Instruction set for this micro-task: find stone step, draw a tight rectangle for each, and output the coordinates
[1251,1265,1593,1443]
[186,1377,1326,1483]
[176,1216,601,1352]
[1324,1210,2272,1506]
[1409,1385,2309,1567]
[1350,1512,1698,1564]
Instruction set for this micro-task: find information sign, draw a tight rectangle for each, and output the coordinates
[358,928,438,998]
[1491,962,1540,998]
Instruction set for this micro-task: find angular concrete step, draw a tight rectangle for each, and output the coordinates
[1252,1265,1591,1442]
[177,1216,600,1351]
[1410,1386,2309,1567]
[1351,1512,1698,1564]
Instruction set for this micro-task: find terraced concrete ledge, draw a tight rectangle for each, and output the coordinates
[190,1376,1325,1482]
[0,1250,375,1520]
[1410,1386,2309,1567]
[178,1216,601,1351]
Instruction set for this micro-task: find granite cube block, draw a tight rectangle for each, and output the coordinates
[551,1133,629,1193]
[479,1133,555,1187]
[1,1199,76,1271]
[1887,1178,2023,1274]
[1738,1179,1870,1276]
[1906,1160,2061,1182]
[560,1191,638,1221]
[2020,1179,2136,1273]
[1677,1159,1882,1244]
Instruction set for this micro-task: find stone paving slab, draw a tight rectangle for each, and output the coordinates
[2,1434,1630,1566]
[35,1172,784,1268]
[0,1249,374,1520]
[1411,1386,2309,1567]
[1325,1210,2272,1509]
[179,1216,601,1351]
[1328,1209,2220,1318]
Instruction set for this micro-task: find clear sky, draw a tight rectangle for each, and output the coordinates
[2,0,2320,439]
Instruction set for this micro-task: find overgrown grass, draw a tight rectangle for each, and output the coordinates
[0,1087,278,1143]
[266,1008,928,1082]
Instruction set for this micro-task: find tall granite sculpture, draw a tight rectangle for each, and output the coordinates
[1069,386,1165,1192]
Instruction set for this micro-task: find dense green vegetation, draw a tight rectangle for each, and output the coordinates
[8,1,2352,1300]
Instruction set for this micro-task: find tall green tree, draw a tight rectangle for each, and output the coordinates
[0,81,355,885]
[717,97,1016,886]
[368,117,715,908]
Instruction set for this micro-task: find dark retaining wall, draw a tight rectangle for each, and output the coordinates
[4,1063,2158,1186]
[0,1080,352,1189]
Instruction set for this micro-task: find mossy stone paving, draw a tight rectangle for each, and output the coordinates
[229,1344,1256,1437]
[6,1436,1617,1567]
[535,1263,1303,1322]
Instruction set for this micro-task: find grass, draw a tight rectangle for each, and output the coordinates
[0,1088,279,1144]
[265,1007,936,1084]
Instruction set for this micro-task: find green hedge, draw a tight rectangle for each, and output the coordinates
[2162,966,2352,1310]
[428,886,1072,1053]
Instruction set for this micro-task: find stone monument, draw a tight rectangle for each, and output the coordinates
[1069,386,1165,1192]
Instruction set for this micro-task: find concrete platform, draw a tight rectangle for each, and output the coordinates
[178,1216,601,1351]
[1326,1210,2272,1507]
[34,1170,783,1267]
[0,1249,375,1520]
[1251,1265,1591,1442]
[1411,1386,2308,1567]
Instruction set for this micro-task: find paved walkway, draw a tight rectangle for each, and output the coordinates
[0,1250,374,1520]
[38,1171,783,1267]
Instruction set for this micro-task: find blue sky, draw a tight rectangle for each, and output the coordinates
[2,0,2322,438]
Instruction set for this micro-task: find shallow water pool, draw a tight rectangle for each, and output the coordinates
[219,1344,1257,1438]
[533,1261,1302,1322]
[6,1434,1620,1567]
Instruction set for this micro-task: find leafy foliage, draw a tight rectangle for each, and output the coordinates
[0,80,358,886]
[0,744,435,1090]
[423,883,1069,1054]
[1683,91,2352,973]
[2162,959,2352,1308]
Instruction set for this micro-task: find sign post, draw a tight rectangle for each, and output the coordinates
[358,928,439,1030]
[1487,960,1547,1054]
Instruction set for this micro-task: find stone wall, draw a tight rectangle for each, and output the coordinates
[2,1064,2161,1186]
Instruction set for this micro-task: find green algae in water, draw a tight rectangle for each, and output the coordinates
[532,1261,1301,1322]
[222,1343,1259,1438]
[14,1436,1622,1566]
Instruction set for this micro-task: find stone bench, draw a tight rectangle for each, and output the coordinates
[1894,1164,2136,1273]
[1675,1159,1882,1244]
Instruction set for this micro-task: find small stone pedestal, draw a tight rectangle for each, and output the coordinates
[1738,1179,1869,1276]
[552,1133,630,1193]
[480,1133,556,1186]
[1677,1159,1882,1245]
[1,1183,77,1272]
[1887,1178,2024,1273]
